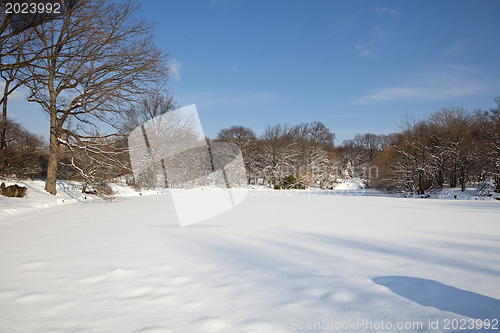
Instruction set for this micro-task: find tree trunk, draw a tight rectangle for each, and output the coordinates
[45,129,59,195]
[418,172,424,195]
[450,170,457,188]
[45,99,59,195]
[437,166,444,188]
[460,170,466,192]
[160,158,168,188]
[0,80,10,175]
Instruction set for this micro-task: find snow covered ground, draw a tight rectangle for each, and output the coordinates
[0,179,91,219]
[1,182,499,332]
[0,180,163,219]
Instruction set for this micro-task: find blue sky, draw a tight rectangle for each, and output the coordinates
[6,0,500,144]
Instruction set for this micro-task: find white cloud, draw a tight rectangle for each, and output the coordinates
[375,7,398,17]
[169,58,182,81]
[354,65,499,104]
[354,7,399,57]
[355,41,376,57]
[442,39,471,56]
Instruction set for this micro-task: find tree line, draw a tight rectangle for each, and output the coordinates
[214,101,499,194]
[3,94,499,195]
[213,122,338,189]
[1,1,498,196]
[372,104,500,194]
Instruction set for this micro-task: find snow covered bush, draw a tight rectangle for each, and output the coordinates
[478,179,497,196]
[274,175,306,190]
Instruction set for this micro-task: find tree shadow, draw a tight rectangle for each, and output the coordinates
[373,276,500,320]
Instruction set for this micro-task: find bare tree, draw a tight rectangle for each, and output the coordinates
[215,125,256,183]
[288,122,334,187]
[118,90,176,188]
[427,108,477,191]
[260,124,300,186]
[22,0,168,194]
[478,98,500,191]
[120,90,176,135]
[372,108,489,194]
[216,125,256,147]
[247,122,336,188]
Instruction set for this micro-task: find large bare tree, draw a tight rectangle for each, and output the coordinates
[22,0,168,194]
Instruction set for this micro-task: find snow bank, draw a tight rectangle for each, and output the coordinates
[403,187,500,201]
[334,178,367,190]
[106,183,164,197]
[0,180,160,220]
[0,180,89,219]
[433,187,500,201]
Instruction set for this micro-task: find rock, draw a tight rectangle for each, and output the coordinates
[0,182,28,198]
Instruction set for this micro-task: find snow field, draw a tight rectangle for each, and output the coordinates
[0,189,499,332]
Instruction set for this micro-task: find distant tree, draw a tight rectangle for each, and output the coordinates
[118,90,176,188]
[428,108,478,191]
[372,145,401,191]
[260,124,299,186]
[120,90,176,135]
[235,121,336,188]
[371,107,492,194]
[353,133,385,163]
[397,120,435,194]
[337,133,388,181]
[319,151,341,189]
[1,118,47,178]
[216,125,256,147]
[289,122,334,187]
[481,97,500,191]
[215,125,256,183]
